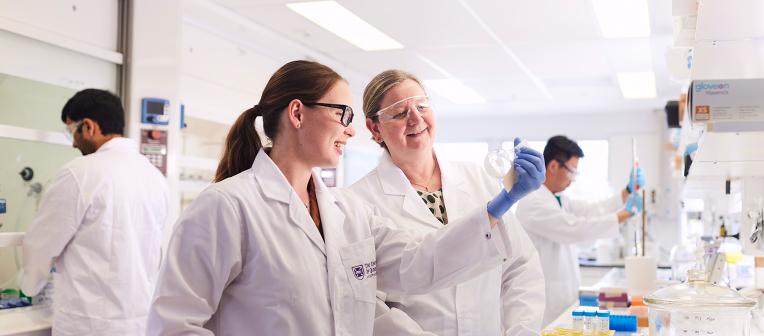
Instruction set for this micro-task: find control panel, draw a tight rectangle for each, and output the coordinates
[141,98,170,125]
[140,129,168,175]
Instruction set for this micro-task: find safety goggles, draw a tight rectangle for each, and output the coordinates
[304,102,354,127]
[63,120,84,141]
[370,95,431,123]
[556,160,579,181]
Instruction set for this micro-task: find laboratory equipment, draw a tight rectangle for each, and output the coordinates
[483,139,527,191]
[140,129,168,175]
[583,308,596,335]
[571,308,584,332]
[596,310,610,334]
[644,269,756,336]
[625,255,657,296]
[670,240,697,281]
[608,314,637,332]
[141,97,170,125]
[19,167,34,181]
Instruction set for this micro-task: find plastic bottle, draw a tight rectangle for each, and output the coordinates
[572,308,584,332]
[596,310,610,335]
[583,308,597,335]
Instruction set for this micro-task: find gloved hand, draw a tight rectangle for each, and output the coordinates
[627,167,646,193]
[684,142,699,157]
[624,192,643,214]
[487,138,545,218]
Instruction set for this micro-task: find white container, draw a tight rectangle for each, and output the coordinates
[625,255,657,296]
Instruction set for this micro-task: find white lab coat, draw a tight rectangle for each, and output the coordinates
[515,185,623,326]
[22,138,168,336]
[346,152,545,336]
[147,150,507,336]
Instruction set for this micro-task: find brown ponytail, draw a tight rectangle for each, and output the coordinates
[214,60,344,182]
[214,105,261,182]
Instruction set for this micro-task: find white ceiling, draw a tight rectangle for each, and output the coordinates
[183,0,684,123]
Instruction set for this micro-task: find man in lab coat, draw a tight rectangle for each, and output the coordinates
[21,89,168,335]
[515,135,644,326]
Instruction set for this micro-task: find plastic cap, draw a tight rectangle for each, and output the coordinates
[572,309,584,317]
[609,314,637,332]
[597,309,610,317]
[584,309,597,316]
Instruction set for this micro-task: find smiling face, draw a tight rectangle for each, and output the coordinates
[367,79,435,161]
[297,80,356,168]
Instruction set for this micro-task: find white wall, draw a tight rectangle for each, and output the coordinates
[126,0,183,242]
[434,109,664,143]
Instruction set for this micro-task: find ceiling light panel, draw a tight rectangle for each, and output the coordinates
[591,0,651,38]
[287,1,403,51]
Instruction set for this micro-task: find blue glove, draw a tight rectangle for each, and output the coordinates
[625,192,643,214]
[487,138,546,218]
[627,167,646,193]
[683,142,698,157]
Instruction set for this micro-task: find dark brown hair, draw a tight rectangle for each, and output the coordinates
[214,60,344,182]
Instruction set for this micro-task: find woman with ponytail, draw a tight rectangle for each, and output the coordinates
[147,60,545,335]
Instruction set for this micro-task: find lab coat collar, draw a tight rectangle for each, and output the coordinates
[537,184,561,206]
[252,150,292,204]
[376,150,467,228]
[96,137,138,153]
[312,167,347,246]
[377,150,467,194]
[251,150,328,255]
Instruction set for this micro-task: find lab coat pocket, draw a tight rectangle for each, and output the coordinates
[339,237,377,304]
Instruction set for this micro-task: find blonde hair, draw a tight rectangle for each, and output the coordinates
[362,69,424,122]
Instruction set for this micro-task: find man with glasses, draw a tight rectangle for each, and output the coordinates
[22,88,168,335]
[515,135,645,326]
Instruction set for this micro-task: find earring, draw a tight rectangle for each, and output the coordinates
[296,122,301,128]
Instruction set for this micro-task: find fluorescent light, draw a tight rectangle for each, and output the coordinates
[591,0,651,38]
[616,72,657,99]
[424,79,486,104]
[286,1,403,51]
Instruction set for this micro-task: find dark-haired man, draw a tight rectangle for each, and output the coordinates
[515,135,645,326]
[22,88,168,335]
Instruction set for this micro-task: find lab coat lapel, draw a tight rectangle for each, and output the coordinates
[313,168,346,246]
[252,152,326,255]
[436,154,470,222]
[377,153,442,229]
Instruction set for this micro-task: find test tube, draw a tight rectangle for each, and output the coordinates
[572,308,584,332]
[596,310,610,335]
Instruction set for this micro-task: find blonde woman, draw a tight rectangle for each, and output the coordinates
[346,69,546,335]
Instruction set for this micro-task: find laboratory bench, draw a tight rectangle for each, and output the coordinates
[552,266,764,336]
[0,304,51,336]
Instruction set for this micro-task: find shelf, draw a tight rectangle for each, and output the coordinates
[0,232,24,248]
[683,131,764,197]
[689,132,764,176]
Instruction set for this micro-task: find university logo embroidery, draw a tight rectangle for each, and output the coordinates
[352,265,365,280]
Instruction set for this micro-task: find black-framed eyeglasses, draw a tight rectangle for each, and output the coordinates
[304,102,354,127]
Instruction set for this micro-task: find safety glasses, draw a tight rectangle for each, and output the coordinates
[63,120,84,142]
[304,102,354,127]
[371,95,431,123]
[556,160,579,181]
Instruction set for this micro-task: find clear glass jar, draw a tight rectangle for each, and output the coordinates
[644,269,756,336]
